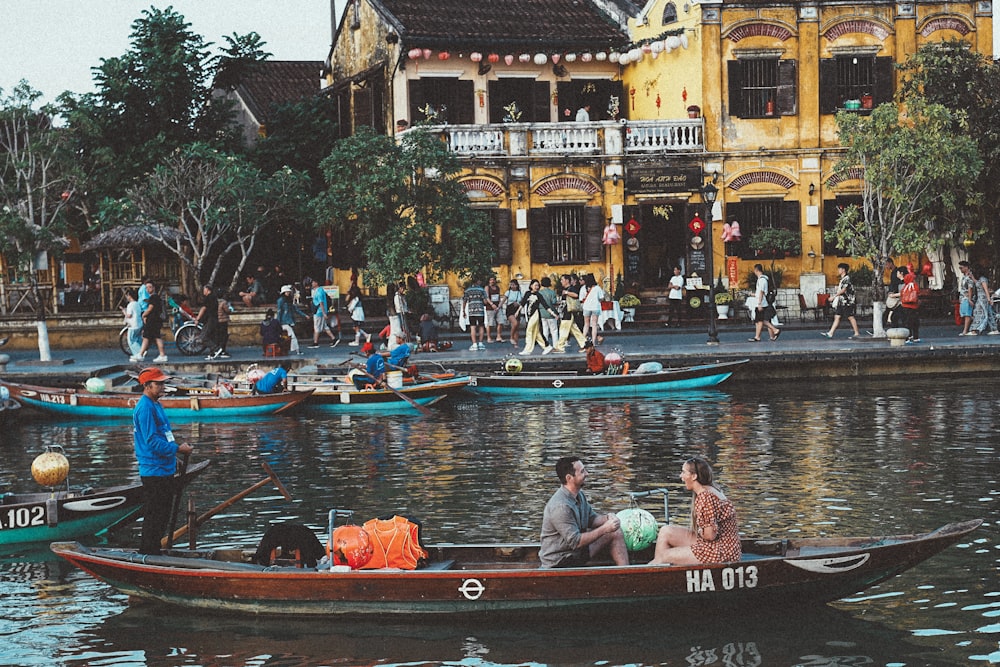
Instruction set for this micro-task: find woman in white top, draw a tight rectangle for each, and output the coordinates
[503,279,524,348]
[580,274,605,342]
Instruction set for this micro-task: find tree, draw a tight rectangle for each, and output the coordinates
[311,127,494,287]
[829,100,981,336]
[898,40,1000,281]
[0,83,76,360]
[101,143,308,296]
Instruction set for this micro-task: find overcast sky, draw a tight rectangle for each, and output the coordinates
[2,0,346,103]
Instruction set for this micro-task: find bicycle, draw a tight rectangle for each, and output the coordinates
[119,312,208,357]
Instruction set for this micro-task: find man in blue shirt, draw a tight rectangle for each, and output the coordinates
[387,333,412,369]
[354,341,386,389]
[133,367,192,554]
[254,362,290,394]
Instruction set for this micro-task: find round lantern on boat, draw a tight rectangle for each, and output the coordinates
[604,351,623,366]
[32,450,70,488]
[84,377,108,393]
[329,524,373,569]
[504,357,523,375]
[617,507,658,551]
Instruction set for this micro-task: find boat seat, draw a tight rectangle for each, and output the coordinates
[420,559,455,571]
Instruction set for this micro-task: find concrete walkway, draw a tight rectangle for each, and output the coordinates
[1,314,997,384]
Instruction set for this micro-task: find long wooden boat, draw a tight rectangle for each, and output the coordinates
[51,519,980,618]
[469,359,747,399]
[287,372,471,411]
[0,380,312,420]
[1,460,209,553]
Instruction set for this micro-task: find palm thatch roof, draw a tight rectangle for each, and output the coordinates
[81,225,182,251]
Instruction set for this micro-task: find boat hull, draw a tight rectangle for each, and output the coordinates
[1,381,311,419]
[469,360,747,399]
[1,460,209,552]
[51,519,980,618]
[290,376,470,412]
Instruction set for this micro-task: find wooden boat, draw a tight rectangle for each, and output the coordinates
[286,372,471,411]
[51,519,980,618]
[469,359,747,399]
[0,380,312,420]
[0,460,209,553]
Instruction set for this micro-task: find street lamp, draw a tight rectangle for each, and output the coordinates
[702,181,719,345]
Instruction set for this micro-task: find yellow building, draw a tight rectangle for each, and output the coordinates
[324,0,991,313]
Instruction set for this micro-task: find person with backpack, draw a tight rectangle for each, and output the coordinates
[749,264,781,342]
[821,263,861,339]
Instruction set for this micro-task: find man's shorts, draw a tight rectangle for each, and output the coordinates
[469,315,485,327]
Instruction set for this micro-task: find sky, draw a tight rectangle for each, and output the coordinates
[1,0,347,103]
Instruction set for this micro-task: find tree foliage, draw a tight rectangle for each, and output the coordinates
[897,40,1000,273]
[101,143,308,295]
[311,127,494,286]
[829,100,980,333]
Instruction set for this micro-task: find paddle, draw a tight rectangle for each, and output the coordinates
[350,352,433,415]
[164,451,190,550]
[162,462,292,549]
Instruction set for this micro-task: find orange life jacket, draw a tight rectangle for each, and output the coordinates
[359,515,428,570]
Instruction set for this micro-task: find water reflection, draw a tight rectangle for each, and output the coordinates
[0,377,997,666]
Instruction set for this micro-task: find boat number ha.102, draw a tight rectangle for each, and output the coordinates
[1,506,45,530]
[687,565,758,593]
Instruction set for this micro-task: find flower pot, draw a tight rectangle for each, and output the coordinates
[716,304,730,319]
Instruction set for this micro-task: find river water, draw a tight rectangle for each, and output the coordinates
[0,377,997,666]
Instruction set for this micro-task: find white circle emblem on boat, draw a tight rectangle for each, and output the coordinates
[459,578,485,600]
[552,380,564,388]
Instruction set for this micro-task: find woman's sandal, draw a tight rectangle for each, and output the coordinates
[747,337,760,342]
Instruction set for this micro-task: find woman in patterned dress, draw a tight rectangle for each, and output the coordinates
[648,457,741,565]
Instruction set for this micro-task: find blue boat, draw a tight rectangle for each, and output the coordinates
[468,359,747,399]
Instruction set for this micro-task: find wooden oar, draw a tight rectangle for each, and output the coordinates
[161,462,292,548]
[358,366,432,416]
[164,451,190,549]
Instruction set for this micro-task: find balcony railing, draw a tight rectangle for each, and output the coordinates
[425,119,703,158]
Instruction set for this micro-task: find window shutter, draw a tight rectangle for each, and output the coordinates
[408,79,426,125]
[585,206,604,262]
[873,56,894,106]
[353,86,373,130]
[822,199,841,257]
[453,80,475,124]
[727,61,745,118]
[818,59,839,114]
[776,60,797,115]
[493,209,512,264]
[529,208,551,263]
[780,200,801,241]
[532,82,550,123]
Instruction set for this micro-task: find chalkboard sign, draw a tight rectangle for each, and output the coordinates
[689,249,707,274]
[625,251,640,276]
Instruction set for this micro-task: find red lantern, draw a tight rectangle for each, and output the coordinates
[438,51,450,60]
[922,262,933,277]
[488,53,499,63]
[688,215,705,234]
[329,525,373,569]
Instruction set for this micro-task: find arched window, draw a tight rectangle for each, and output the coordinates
[662,3,678,25]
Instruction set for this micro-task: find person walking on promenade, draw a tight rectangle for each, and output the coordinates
[957,261,975,336]
[463,278,488,351]
[821,263,860,339]
[519,279,557,355]
[307,278,338,348]
[485,276,504,343]
[504,279,524,349]
[749,264,781,342]
[133,367,192,555]
[538,277,560,351]
[134,281,169,363]
[969,267,999,335]
[554,274,587,353]
[277,285,308,354]
[194,284,221,359]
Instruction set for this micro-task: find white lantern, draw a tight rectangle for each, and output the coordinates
[680,33,689,49]
[533,53,547,65]
[470,52,483,62]
[505,54,514,66]
[666,36,681,50]
[565,53,577,63]
[609,51,620,63]
[422,48,432,59]
[408,48,422,60]
[629,47,643,62]
[595,51,607,61]
[581,52,593,62]
[519,53,531,63]
[650,41,664,55]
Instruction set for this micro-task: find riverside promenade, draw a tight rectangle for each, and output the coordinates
[1,316,998,386]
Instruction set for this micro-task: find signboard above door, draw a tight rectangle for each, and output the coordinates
[626,166,702,194]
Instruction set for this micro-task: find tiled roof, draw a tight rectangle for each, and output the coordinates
[233,61,325,123]
[376,0,632,51]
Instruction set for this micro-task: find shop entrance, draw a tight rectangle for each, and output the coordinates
[623,201,691,288]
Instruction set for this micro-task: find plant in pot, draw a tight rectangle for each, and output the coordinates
[713,290,733,319]
[749,227,800,292]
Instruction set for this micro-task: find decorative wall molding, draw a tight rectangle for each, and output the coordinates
[460,177,505,197]
[824,19,892,41]
[725,22,795,42]
[535,176,600,196]
[826,167,865,188]
[727,171,795,191]
[918,16,973,36]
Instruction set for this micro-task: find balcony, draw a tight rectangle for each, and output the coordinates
[424,119,704,159]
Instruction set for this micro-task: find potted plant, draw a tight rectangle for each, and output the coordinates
[619,293,640,324]
[714,291,733,319]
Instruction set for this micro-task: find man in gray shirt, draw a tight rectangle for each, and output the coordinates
[539,456,628,568]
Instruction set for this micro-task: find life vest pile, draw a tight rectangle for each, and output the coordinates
[359,515,428,570]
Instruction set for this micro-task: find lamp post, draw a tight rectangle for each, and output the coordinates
[702,181,719,345]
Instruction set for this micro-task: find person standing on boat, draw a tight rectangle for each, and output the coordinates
[649,457,741,565]
[133,367,192,555]
[540,456,628,568]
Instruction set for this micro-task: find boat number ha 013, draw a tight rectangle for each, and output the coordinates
[1,506,45,530]
[687,565,758,593]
